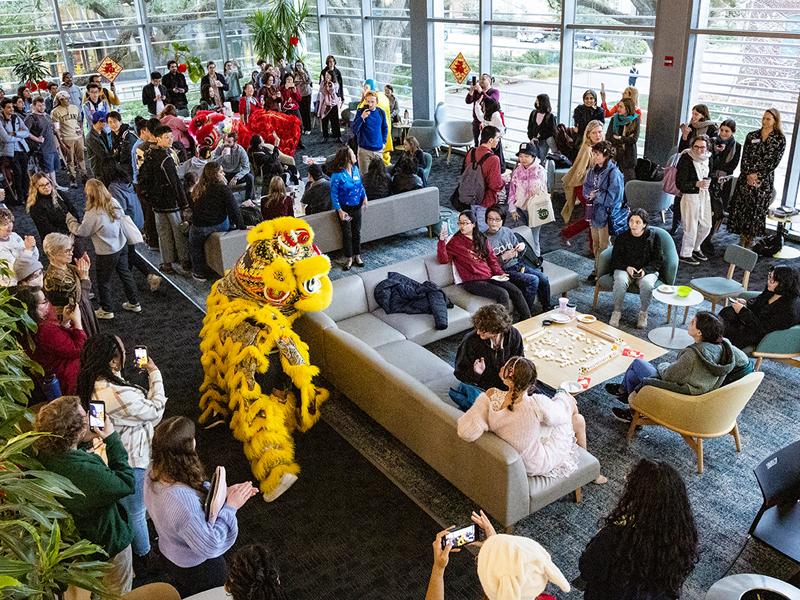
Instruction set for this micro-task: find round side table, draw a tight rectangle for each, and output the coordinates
[648,288,704,349]
[705,573,800,600]
[768,212,800,260]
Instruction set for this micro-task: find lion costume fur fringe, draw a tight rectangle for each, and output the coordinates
[198,217,332,497]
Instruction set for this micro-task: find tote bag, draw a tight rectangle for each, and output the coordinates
[114,200,144,245]
[526,188,556,228]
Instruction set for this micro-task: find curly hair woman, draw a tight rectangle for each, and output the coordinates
[224,544,287,600]
[579,458,699,599]
[144,416,259,598]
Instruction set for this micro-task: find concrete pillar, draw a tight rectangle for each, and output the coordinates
[410,0,434,119]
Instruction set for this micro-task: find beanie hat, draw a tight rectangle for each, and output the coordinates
[91,111,108,124]
[13,254,43,283]
[363,79,376,91]
[55,91,70,101]
[477,535,570,600]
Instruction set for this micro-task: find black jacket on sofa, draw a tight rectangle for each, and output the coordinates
[373,272,450,330]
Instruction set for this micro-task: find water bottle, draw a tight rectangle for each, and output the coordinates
[403,109,409,124]
[42,374,62,401]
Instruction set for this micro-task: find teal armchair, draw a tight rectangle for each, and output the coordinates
[592,226,678,310]
[736,291,800,371]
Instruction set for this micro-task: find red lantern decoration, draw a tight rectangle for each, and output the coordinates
[25,81,36,92]
[37,80,48,90]
[178,63,188,73]
[289,35,299,46]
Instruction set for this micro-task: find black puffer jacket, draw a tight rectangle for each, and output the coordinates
[374,272,451,330]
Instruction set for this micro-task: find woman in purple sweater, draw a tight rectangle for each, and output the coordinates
[144,416,259,597]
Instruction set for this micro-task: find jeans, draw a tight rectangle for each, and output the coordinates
[7,151,29,204]
[189,219,229,276]
[505,263,551,311]
[119,468,150,556]
[154,210,188,266]
[128,244,151,277]
[225,170,254,201]
[339,205,363,257]
[135,184,159,249]
[461,279,531,320]
[612,270,659,312]
[95,248,139,311]
[449,381,484,411]
[622,358,659,394]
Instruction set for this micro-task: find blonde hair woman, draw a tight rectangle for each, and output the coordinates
[561,120,605,223]
[260,175,294,220]
[66,179,141,319]
[26,172,85,253]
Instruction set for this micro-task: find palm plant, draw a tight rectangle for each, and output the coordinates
[0,266,113,599]
[247,0,312,64]
[11,41,52,91]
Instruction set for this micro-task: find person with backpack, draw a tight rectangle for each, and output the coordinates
[480,96,506,168]
[438,210,531,321]
[582,141,625,277]
[0,97,31,205]
[455,126,504,230]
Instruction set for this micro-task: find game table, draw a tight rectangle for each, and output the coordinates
[514,309,667,394]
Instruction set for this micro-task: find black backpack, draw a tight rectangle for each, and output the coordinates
[635,157,664,182]
[752,232,783,257]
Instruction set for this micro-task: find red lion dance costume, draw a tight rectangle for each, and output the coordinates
[189,109,301,156]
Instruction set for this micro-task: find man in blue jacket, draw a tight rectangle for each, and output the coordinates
[352,91,387,175]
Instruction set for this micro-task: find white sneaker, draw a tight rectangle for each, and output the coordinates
[262,473,298,502]
[122,302,142,313]
[609,310,621,328]
[95,308,115,320]
[636,311,648,329]
[147,274,163,292]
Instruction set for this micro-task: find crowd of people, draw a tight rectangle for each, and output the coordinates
[1,54,799,600]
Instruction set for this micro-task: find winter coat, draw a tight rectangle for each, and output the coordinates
[373,271,450,330]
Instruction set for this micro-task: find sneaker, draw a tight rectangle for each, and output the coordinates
[95,308,115,319]
[122,302,142,313]
[147,273,163,292]
[192,273,208,282]
[692,250,709,262]
[604,382,624,396]
[680,255,700,266]
[611,407,633,423]
[636,311,648,329]
[609,310,621,327]
[263,472,298,502]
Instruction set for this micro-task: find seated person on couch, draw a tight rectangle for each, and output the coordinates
[605,311,752,423]
[449,304,523,411]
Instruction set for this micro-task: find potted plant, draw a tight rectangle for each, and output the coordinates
[11,41,52,97]
[0,268,113,599]
[170,42,204,83]
[247,0,312,64]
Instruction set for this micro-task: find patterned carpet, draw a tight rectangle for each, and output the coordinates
[13,130,800,598]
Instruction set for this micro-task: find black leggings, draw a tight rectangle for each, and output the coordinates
[462,279,531,320]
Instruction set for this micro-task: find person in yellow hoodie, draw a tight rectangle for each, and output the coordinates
[358,79,393,165]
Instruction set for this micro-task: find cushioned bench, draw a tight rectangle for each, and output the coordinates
[294,248,598,526]
[205,187,441,275]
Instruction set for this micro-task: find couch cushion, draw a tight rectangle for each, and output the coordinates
[325,276,369,322]
[338,313,406,348]
[425,375,463,410]
[424,255,456,288]
[443,284,495,313]
[528,446,600,513]
[375,340,455,385]
[359,259,431,313]
[542,260,580,298]
[373,304,473,345]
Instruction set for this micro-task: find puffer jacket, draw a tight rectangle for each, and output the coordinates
[373,272,451,330]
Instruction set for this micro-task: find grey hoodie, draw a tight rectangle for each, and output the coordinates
[647,339,750,396]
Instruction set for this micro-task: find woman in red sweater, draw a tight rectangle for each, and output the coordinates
[280,74,304,150]
[438,210,531,320]
[17,286,86,396]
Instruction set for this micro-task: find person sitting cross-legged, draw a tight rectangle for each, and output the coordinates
[608,208,666,329]
[484,204,552,315]
[449,304,523,411]
[605,311,752,423]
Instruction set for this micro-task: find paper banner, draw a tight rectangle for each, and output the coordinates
[449,52,471,85]
[96,56,123,83]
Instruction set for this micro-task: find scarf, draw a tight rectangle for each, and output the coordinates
[611,113,637,131]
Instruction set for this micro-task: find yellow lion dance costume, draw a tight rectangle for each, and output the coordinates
[198,217,332,501]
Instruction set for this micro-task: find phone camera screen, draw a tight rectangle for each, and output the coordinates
[134,347,147,369]
[89,403,105,429]
[442,525,476,549]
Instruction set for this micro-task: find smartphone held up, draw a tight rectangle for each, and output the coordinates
[89,401,106,431]
[441,524,476,550]
[134,345,148,370]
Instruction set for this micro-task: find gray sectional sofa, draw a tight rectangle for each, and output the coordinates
[296,234,600,526]
[204,187,441,275]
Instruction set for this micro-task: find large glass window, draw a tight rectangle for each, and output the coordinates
[327,17,365,102]
[439,22,480,123]
[0,36,65,83]
[146,0,217,23]
[56,0,137,29]
[689,33,798,207]
[432,0,479,20]
[575,0,656,27]
[570,28,653,152]
[0,0,56,35]
[151,21,224,69]
[490,25,560,148]
[374,19,412,116]
[492,0,560,23]
[371,0,410,19]
[325,0,362,17]
[701,0,800,33]
[66,28,147,82]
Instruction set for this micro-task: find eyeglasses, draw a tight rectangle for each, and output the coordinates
[692,144,706,150]
[456,220,472,226]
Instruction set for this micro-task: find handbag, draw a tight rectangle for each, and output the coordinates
[115,201,144,245]
[526,188,555,228]
[662,152,681,196]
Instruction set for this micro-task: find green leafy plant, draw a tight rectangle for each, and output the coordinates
[247,0,312,64]
[0,264,113,600]
[11,41,52,93]
[170,42,204,84]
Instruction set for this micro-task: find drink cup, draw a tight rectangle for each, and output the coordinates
[558,297,569,313]
[566,303,577,318]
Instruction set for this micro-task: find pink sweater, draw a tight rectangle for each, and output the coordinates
[507,161,547,214]
[457,389,578,477]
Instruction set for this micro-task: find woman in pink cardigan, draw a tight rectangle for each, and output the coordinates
[457,356,606,483]
[159,104,194,157]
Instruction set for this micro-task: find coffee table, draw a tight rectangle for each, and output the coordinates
[514,310,666,394]
[649,288,704,350]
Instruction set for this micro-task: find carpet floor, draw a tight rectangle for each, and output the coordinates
[10,129,800,598]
